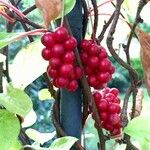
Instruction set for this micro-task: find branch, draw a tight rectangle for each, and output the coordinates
[23,5,37,15]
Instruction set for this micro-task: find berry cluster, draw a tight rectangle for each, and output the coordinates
[92,87,121,136]
[41,27,82,91]
[80,40,115,89]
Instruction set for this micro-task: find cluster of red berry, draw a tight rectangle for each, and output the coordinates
[41,27,82,91]
[80,40,115,89]
[92,87,121,136]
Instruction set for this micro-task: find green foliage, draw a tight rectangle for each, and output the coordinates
[38,89,54,101]
[131,58,143,80]
[8,140,22,150]
[0,84,33,117]
[0,109,20,150]
[11,40,48,89]
[49,136,78,150]
[124,116,150,150]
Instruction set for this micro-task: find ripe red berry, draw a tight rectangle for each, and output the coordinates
[84,66,93,75]
[110,128,121,136]
[104,123,114,132]
[51,44,64,57]
[109,88,119,96]
[109,114,120,125]
[108,103,118,114]
[80,52,88,65]
[105,93,116,102]
[59,64,73,78]
[54,27,68,42]
[93,91,102,104]
[98,58,111,72]
[64,36,77,50]
[99,112,108,121]
[41,48,51,60]
[80,39,93,51]
[67,80,78,91]
[88,56,99,68]
[98,99,108,112]
[97,72,110,83]
[63,51,75,64]
[88,75,97,87]
[88,44,100,56]
[49,58,61,69]
[74,66,83,79]
[99,47,107,59]
[47,67,58,78]
[41,32,55,48]
[56,77,69,88]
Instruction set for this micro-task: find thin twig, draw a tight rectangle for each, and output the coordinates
[23,5,36,15]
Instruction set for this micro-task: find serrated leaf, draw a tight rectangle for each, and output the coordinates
[22,109,37,128]
[26,128,56,145]
[0,109,20,150]
[8,140,22,150]
[49,136,78,150]
[0,85,33,117]
[10,40,48,89]
[56,0,76,19]
[124,116,150,150]
[38,89,54,101]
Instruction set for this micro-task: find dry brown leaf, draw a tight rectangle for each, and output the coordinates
[130,88,143,118]
[135,28,150,95]
[35,0,62,28]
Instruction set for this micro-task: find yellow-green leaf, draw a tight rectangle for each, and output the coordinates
[38,89,54,101]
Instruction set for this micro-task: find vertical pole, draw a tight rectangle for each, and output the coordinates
[60,0,83,140]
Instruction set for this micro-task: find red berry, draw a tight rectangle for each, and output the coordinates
[88,44,100,56]
[59,64,73,78]
[88,75,97,87]
[56,77,69,88]
[98,58,111,71]
[74,66,83,79]
[67,80,78,91]
[99,112,108,121]
[109,88,119,96]
[108,103,119,114]
[54,27,68,42]
[114,97,120,104]
[47,67,58,78]
[98,99,108,112]
[109,114,120,125]
[41,48,51,60]
[49,58,61,69]
[99,47,107,59]
[80,52,88,65]
[109,65,115,74]
[88,56,99,68]
[111,128,121,136]
[105,93,116,102]
[84,66,93,75]
[93,91,102,104]
[41,32,55,48]
[97,72,111,83]
[80,39,93,51]
[51,44,64,57]
[64,36,77,50]
[63,51,75,64]
[104,123,114,132]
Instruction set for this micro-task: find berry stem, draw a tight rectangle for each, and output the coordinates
[0,0,26,18]
[60,0,65,27]
[0,11,14,22]
[86,0,95,40]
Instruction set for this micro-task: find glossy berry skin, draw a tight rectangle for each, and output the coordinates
[74,66,83,79]
[59,64,73,78]
[63,51,75,64]
[67,80,78,91]
[41,48,51,61]
[88,56,99,68]
[47,67,58,78]
[64,36,77,50]
[98,99,108,112]
[88,44,100,56]
[108,103,118,114]
[109,88,119,96]
[49,58,61,69]
[80,52,88,65]
[51,44,64,57]
[80,39,93,51]
[109,114,120,125]
[54,27,68,42]
[93,91,102,104]
[99,112,108,121]
[88,75,97,87]
[99,47,107,59]
[41,32,55,48]
[56,77,69,88]
[98,58,111,72]
[97,72,110,83]
[105,93,116,102]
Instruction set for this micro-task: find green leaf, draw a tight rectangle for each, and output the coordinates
[38,89,54,101]
[10,40,48,89]
[0,109,20,150]
[56,0,76,19]
[8,140,22,150]
[124,116,150,150]
[26,128,56,145]
[49,136,78,150]
[0,84,33,117]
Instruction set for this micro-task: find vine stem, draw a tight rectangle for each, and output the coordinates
[86,0,95,40]
[0,11,14,22]
[60,0,65,27]
[0,0,26,18]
